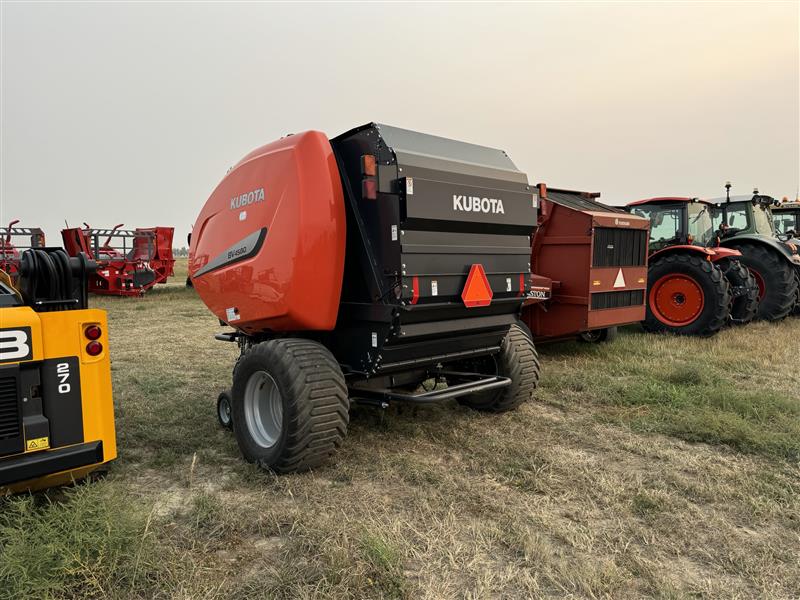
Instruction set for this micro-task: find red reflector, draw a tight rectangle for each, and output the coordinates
[360,154,377,176]
[411,276,419,305]
[86,341,103,356]
[85,325,102,340]
[518,273,525,297]
[461,264,493,308]
[362,178,377,200]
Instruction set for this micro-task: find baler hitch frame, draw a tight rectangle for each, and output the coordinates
[349,370,512,406]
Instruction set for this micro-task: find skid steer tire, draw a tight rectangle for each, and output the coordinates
[644,253,730,337]
[230,338,349,473]
[458,324,540,413]
[718,258,759,325]
[730,243,797,321]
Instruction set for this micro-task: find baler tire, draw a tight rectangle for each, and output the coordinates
[230,338,349,473]
[579,327,618,343]
[458,324,540,413]
[719,258,759,326]
[644,253,730,337]
[730,243,797,321]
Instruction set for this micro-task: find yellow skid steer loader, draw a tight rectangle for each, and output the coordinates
[0,248,116,494]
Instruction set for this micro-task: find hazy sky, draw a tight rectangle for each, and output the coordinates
[2,1,798,245]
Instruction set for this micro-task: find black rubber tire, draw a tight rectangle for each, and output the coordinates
[792,268,800,316]
[644,253,730,337]
[718,258,759,325]
[231,338,349,473]
[730,243,797,321]
[217,390,233,430]
[578,327,618,343]
[458,324,540,413]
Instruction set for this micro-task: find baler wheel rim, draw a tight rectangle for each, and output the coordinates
[649,273,704,326]
[243,371,284,449]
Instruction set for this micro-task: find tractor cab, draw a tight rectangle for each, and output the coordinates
[627,197,716,251]
[709,189,778,239]
[773,202,800,241]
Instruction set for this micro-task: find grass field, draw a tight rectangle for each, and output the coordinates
[1,258,799,599]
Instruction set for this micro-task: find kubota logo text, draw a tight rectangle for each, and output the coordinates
[230,188,265,210]
[453,195,505,214]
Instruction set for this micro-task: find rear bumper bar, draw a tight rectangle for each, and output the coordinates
[0,441,103,486]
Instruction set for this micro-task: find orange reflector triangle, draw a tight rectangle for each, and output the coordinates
[462,264,493,308]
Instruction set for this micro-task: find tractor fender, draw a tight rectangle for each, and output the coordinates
[719,234,800,267]
[650,244,738,264]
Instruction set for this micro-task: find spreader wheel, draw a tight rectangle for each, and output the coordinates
[458,324,540,413]
[644,253,730,337]
[230,338,349,473]
[718,258,759,325]
[578,327,618,344]
[217,391,233,430]
[730,243,797,321]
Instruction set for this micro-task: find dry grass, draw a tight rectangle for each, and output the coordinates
[1,258,798,599]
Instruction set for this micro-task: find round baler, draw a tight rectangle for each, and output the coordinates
[189,123,541,473]
[627,197,759,336]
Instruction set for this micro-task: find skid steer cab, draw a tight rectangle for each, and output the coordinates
[0,248,116,494]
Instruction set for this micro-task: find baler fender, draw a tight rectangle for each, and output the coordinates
[189,131,347,333]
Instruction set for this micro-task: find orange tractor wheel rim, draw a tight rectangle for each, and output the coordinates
[650,274,705,326]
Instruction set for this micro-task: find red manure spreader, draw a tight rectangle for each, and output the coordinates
[0,220,46,280]
[524,186,650,343]
[61,224,175,296]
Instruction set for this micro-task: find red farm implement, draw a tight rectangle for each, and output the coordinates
[61,224,175,296]
[0,220,46,280]
[523,185,650,343]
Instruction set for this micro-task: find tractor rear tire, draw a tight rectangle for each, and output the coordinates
[644,253,730,337]
[579,327,618,343]
[718,258,759,325]
[792,269,800,316]
[730,243,797,321]
[458,324,540,413]
[230,338,349,473]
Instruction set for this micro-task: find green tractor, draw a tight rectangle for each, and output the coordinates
[710,184,800,320]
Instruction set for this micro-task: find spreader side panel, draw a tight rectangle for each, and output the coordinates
[189,131,346,333]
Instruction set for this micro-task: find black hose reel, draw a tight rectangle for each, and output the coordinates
[17,248,96,311]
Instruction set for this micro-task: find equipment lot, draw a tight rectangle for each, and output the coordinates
[1,259,798,600]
